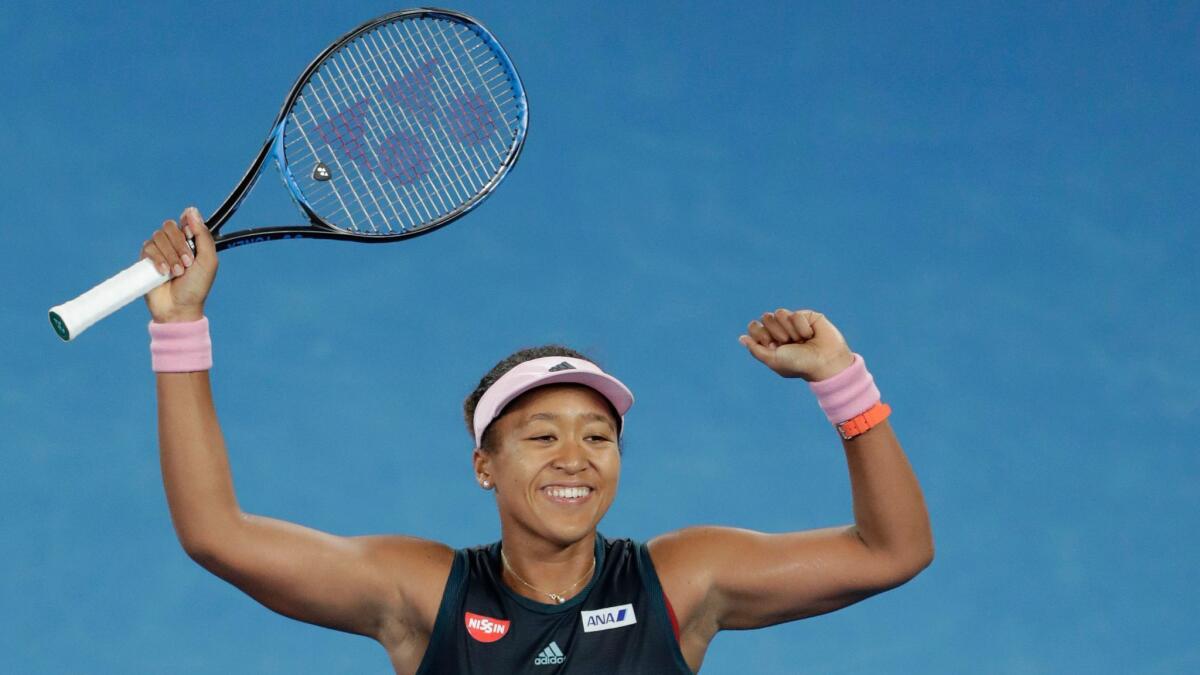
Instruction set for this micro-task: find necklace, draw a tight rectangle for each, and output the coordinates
[500,549,596,604]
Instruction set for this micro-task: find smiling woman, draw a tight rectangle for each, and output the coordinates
[146,211,932,674]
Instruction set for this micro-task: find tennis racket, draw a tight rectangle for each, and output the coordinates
[49,7,527,341]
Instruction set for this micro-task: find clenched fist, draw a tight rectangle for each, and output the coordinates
[739,309,854,382]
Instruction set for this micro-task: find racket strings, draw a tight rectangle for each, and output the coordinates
[377,21,515,187]
[344,30,494,215]
[288,20,499,231]
[349,19,513,226]
[291,47,446,231]
[283,15,523,235]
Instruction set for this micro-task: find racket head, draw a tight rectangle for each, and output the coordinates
[212,8,528,250]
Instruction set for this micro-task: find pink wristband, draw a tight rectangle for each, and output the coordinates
[808,354,880,425]
[149,317,212,372]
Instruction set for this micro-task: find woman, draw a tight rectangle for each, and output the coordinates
[143,208,933,674]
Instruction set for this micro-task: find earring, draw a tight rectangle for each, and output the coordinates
[481,479,491,489]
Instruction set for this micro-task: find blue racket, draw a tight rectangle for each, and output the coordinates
[50,7,528,341]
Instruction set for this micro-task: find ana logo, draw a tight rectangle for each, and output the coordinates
[464,612,510,643]
[534,641,565,665]
[580,603,637,633]
[548,361,575,372]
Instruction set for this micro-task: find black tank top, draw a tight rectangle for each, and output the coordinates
[415,534,692,674]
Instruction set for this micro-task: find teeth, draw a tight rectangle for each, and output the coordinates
[546,486,591,499]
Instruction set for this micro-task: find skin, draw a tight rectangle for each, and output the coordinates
[145,209,934,674]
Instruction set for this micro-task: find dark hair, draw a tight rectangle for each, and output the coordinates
[464,344,606,452]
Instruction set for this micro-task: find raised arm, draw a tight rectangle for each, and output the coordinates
[142,209,452,650]
[649,309,933,671]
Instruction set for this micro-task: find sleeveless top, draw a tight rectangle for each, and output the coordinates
[415,534,693,674]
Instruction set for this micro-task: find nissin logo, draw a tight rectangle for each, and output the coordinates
[580,603,637,633]
[465,612,511,643]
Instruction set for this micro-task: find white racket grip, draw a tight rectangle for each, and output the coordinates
[49,258,170,341]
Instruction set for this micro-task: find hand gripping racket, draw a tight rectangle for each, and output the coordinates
[49,7,527,341]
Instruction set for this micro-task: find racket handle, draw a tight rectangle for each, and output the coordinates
[49,258,170,341]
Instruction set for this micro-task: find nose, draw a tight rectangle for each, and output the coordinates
[552,437,588,473]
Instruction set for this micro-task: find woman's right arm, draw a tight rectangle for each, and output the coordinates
[144,208,453,643]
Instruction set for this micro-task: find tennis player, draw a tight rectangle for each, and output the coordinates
[143,209,933,674]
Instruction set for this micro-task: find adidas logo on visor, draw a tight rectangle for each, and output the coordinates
[534,640,565,665]
[548,362,575,372]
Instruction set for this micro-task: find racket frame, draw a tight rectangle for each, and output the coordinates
[210,7,529,250]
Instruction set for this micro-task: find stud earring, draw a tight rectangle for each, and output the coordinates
[481,479,491,489]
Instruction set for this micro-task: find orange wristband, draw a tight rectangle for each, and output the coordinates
[836,402,892,440]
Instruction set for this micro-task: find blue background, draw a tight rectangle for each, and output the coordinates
[2,1,1197,673]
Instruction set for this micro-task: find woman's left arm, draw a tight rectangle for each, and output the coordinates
[649,309,933,639]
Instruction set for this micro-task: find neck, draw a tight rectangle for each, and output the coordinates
[498,527,597,603]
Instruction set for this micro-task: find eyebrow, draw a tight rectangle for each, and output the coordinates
[524,412,616,430]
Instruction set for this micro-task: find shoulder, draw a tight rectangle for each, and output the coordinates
[362,536,457,602]
[364,535,457,570]
[645,526,753,605]
[646,526,748,577]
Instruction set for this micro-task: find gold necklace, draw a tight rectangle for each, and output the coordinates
[500,549,596,604]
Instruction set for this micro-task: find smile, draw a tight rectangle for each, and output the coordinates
[542,485,593,504]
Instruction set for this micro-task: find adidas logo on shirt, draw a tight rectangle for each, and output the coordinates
[534,641,565,665]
